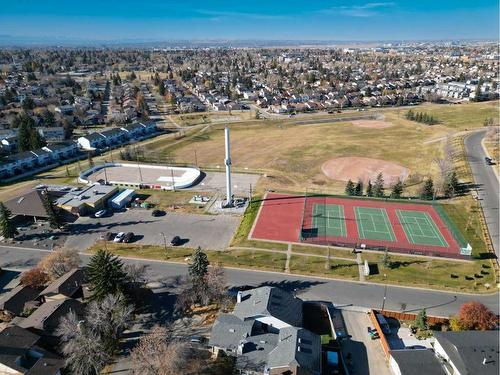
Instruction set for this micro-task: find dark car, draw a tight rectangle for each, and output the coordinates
[170,236,181,246]
[123,232,135,243]
[152,209,165,217]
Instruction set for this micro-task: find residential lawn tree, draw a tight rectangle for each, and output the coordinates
[38,248,80,280]
[188,247,209,282]
[41,190,63,228]
[420,178,435,200]
[20,267,49,289]
[86,250,128,301]
[0,202,17,239]
[458,301,497,330]
[373,173,385,198]
[415,309,428,331]
[344,179,355,196]
[390,179,404,199]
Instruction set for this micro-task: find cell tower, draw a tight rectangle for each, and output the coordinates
[224,127,233,207]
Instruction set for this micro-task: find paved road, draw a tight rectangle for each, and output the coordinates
[464,130,499,257]
[0,246,498,316]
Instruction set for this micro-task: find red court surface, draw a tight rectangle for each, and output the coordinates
[250,193,464,259]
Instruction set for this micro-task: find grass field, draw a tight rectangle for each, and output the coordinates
[142,101,498,195]
[289,255,359,280]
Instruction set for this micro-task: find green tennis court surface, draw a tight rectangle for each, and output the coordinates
[396,210,448,247]
[355,207,396,242]
[312,203,347,237]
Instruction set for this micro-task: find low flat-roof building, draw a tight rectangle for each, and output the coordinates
[55,184,118,215]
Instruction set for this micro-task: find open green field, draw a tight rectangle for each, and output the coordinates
[142,101,498,195]
[289,255,359,280]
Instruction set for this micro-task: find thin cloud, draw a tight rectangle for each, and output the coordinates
[196,9,290,21]
[319,2,395,17]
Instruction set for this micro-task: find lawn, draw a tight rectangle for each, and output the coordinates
[291,244,356,259]
[362,252,496,293]
[138,189,211,214]
[289,255,359,280]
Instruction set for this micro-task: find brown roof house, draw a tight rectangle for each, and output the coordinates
[38,268,84,303]
[0,325,64,375]
[0,285,39,316]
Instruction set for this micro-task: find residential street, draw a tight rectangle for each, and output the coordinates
[465,129,499,257]
[0,246,498,317]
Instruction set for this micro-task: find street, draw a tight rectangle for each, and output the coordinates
[464,130,499,257]
[0,246,498,316]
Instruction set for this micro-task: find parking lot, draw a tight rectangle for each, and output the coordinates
[340,309,389,375]
[64,208,240,251]
[189,171,260,195]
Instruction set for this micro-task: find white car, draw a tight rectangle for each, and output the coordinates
[94,209,107,218]
[114,232,125,243]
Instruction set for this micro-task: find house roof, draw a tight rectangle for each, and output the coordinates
[267,327,321,374]
[433,331,499,375]
[39,268,84,298]
[0,325,64,375]
[55,184,117,208]
[390,349,447,375]
[0,285,39,315]
[3,190,49,218]
[18,298,83,332]
[209,313,256,350]
[234,286,303,327]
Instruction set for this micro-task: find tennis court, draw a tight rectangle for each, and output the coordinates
[354,206,396,242]
[396,210,448,247]
[312,203,347,237]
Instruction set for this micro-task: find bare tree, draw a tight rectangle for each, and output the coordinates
[124,263,148,285]
[57,311,110,375]
[38,248,80,280]
[130,326,192,375]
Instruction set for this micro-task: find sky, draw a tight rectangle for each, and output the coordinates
[0,0,498,43]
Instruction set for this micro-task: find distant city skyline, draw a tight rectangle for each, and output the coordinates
[0,0,498,44]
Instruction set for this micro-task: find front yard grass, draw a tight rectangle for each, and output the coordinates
[289,255,359,280]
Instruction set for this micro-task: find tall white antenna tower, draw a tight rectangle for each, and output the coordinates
[224,127,233,207]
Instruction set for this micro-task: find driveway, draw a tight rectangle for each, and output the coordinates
[64,209,240,251]
[341,310,389,375]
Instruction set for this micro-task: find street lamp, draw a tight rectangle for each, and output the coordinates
[381,273,388,311]
[160,232,168,254]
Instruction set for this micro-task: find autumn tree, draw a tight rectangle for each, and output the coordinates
[0,202,16,239]
[130,325,197,375]
[38,248,80,280]
[20,267,49,289]
[458,301,497,330]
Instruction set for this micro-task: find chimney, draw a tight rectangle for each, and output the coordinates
[237,291,242,303]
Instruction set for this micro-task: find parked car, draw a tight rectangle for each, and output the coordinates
[94,209,108,218]
[100,232,114,241]
[114,232,125,243]
[123,232,134,243]
[170,236,181,246]
[485,157,493,165]
[152,209,165,217]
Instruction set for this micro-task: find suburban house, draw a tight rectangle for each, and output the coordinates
[100,128,127,146]
[77,132,107,150]
[42,142,80,160]
[0,325,64,375]
[390,349,447,375]
[433,331,499,375]
[3,189,51,222]
[0,135,18,152]
[0,285,39,316]
[18,298,83,335]
[38,269,84,303]
[209,286,321,375]
[36,127,65,142]
[30,148,55,166]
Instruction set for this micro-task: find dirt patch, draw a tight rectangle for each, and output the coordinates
[321,157,409,186]
[352,120,393,129]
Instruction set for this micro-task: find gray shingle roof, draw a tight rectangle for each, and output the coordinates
[390,349,447,375]
[233,286,303,327]
[433,331,499,375]
[0,285,39,315]
[39,268,83,298]
[18,298,83,333]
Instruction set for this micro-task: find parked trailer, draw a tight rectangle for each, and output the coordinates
[109,189,135,209]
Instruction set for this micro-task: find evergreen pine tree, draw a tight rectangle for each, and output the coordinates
[366,180,373,197]
[390,179,404,199]
[88,152,94,168]
[41,190,62,228]
[0,202,16,239]
[420,178,435,200]
[87,250,128,301]
[158,82,165,96]
[415,308,428,330]
[373,173,385,198]
[443,171,459,197]
[345,180,356,196]
[354,179,364,196]
[189,247,209,282]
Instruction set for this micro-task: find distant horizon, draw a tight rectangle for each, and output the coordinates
[1,1,498,44]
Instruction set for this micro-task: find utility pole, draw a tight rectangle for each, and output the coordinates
[171,168,175,191]
[381,273,388,311]
[160,232,168,253]
[194,149,198,167]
